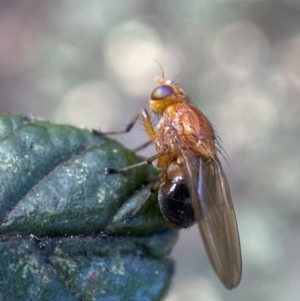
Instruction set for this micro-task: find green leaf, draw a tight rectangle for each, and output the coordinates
[0,115,178,301]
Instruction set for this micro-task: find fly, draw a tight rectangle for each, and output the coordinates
[104,76,242,289]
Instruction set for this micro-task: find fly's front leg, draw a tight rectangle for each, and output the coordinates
[105,108,159,173]
[131,109,156,151]
[94,109,156,139]
[140,109,156,142]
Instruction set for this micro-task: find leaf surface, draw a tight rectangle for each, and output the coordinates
[0,115,178,301]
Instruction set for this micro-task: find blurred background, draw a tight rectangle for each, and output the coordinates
[1,0,300,300]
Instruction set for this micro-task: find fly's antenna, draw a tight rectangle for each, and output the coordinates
[153,59,165,79]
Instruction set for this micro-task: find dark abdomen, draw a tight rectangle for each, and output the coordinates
[158,176,195,229]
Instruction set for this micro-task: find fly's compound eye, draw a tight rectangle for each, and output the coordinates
[151,85,174,100]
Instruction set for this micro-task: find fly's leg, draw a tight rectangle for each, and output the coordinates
[124,178,162,225]
[102,108,163,224]
[105,109,160,173]
[105,149,167,174]
[94,109,156,141]
[93,110,141,135]
[133,140,152,152]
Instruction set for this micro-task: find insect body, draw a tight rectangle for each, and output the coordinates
[152,79,217,229]
[106,76,242,289]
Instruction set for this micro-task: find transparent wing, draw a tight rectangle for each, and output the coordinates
[179,149,242,289]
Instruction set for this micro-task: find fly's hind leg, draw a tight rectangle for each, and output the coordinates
[105,149,168,225]
[102,108,164,224]
[124,178,162,225]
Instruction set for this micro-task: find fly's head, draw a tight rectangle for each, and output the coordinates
[149,76,190,115]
